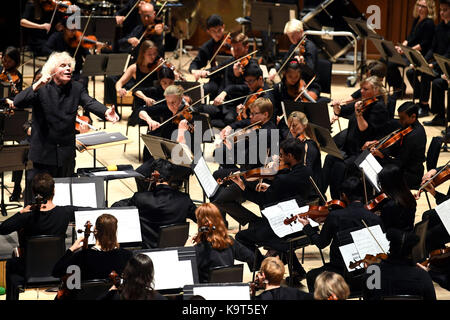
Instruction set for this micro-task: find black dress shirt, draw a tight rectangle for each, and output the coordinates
[407,17,435,55]
[254,287,313,300]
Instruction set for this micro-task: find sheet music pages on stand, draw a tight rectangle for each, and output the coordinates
[142,250,194,290]
[435,198,450,236]
[261,199,319,238]
[193,156,219,198]
[53,181,98,208]
[193,285,250,300]
[356,150,383,192]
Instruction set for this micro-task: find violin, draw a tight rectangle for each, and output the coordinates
[77,220,93,250]
[149,57,184,80]
[0,71,20,95]
[216,166,281,185]
[236,88,263,121]
[41,0,72,12]
[250,273,267,297]
[75,115,92,133]
[223,121,262,145]
[348,253,388,270]
[358,96,378,113]
[283,200,347,225]
[109,270,122,288]
[143,22,168,37]
[172,105,194,132]
[420,247,450,268]
[67,31,112,50]
[192,222,216,243]
[416,164,450,198]
[364,193,389,212]
[373,126,413,153]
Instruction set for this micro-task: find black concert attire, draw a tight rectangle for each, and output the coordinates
[386,17,435,93]
[114,0,145,38]
[377,120,427,190]
[112,184,197,248]
[0,205,80,300]
[0,67,23,99]
[99,288,167,300]
[13,80,108,204]
[362,257,436,300]
[350,88,397,120]
[188,37,231,98]
[302,201,382,293]
[378,199,416,232]
[118,24,164,58]
[21,1,62,56]
[254,287,313,300]
[322,99,389,199]
[194,237,255,283]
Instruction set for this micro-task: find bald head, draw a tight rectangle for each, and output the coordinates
[139,2,155,25]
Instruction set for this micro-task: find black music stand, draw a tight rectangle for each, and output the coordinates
[434,54,450,151]
[250,2,297,36]
[344,17,381,80]
[369,37,407,67]
[0,82,11,99]
[80,16,116,45]
[0,145,32,216]
[175,81,204,103]
[309,122,343,159]
[281,100,331,130]
[81,54,108,99]
[1,110,29,142]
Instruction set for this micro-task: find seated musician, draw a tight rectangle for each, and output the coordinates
[193,203,255,283]
[112,159,197,248]
[135,84,194,192]
[117,2,164,58]
[189,14,230,98]
[366,102,426,190]
[136,66,175,109]
[0,46,23,107]
[52,214,133,299]
[253,257,313,300]
[297,176,382,293]
[323,76,389,199]
[363,229,436,300]
[114,0,147,39]
[0,173,89,300]
[216,139,313,285]
[313,271,350,300]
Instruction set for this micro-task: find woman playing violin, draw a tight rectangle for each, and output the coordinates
[0,47,23,107]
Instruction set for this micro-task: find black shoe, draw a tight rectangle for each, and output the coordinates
[424,116,446,126]
[418,104,430,118]
[9,189,21,202]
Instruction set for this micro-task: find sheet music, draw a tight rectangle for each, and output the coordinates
[142,251,194,290]
[91,171,129,177]
[193,285,250,300]
[339,243,363,272]
[53,183,72,206]
[350,225,389,258]
[261,199,318,238]
[358,152,383,192]
[71,183,98,208]
[435,199,450,237]
[75,208,142,244]
[193,157,219,198]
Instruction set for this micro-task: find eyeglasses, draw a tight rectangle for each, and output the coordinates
[245,78,257,85]
[416,4,427,9]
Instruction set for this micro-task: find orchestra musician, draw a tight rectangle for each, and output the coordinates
[323,76,389,198]
[313,271,350,300]
[114,0,148,38]
[117,2,164,58]
[13,51,119,203]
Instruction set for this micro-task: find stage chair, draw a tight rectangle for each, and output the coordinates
[157,222,190,248]
[208,264,244,283]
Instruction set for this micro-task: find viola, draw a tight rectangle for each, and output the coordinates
[237,88,263,121]
[192,222,216,243]
[0,71,20,95]
[67,31,112,50]
[349,253,388,270]
[364,193,389,212]
[283,200,346,225]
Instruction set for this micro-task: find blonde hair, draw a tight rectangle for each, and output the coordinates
[251,97,273,119]
[287,111,318,146]
[361,75,387,105]
[413,0,437,21]
[164,84,184,97]
[260,257,285,285]
[41,51,75,79]
[313,272,350,300]
[284,19,303,34]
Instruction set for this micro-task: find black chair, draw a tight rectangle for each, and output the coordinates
[73,279,112,300]
[157,222,190,248]
[381,294,423,300]
[20,235,66,298]
[316,58,333,99]
[208,264,244,283]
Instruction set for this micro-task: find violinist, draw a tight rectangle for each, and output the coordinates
[253,257,313,300]
[189,14,230,98]
[366,102,426,190]
[52,214,133,299]
[0,47,23,106]
[0,173,89,300]
[313,271,350,300]
[323,76,389,199]
[112,159,197,249]
[193,203,255,283]
[114,0,147,38]
[118,2,164,58]
[362,229,436,300]
[297,176,382,293]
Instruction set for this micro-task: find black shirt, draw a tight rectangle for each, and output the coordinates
[424,21,450,72]
[379,199,416,232]
[118,24,164,56]
[406,17,435,55]
[254,287,313,300]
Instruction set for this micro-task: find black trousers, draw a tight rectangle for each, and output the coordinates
[406,68,435,103]
[322,154,358,200]
[5,257,25,300]
[431,77,449,119]
[422,209,450,252]
[385,57,409,90]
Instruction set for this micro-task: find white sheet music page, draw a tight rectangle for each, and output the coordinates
[53,183,71,206]
[75,208,142,244]
[91,171,129,177]
[193,157,219,198]
[71,183,98,208]
[350,225,389,258]
[435,198,450,236]
[358,152,383,192]
[193,285,250,300]
[339,243,363,272]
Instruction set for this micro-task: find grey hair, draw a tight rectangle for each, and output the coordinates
[41,51,75,79]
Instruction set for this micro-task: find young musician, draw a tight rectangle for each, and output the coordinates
[253,257,313,300]
[368,102,426,190]
[313,271,350,300]
[112,159,197,248]
[297,176,382,293]
[323,76,389,199]
[0,46,23,106]
[193,203,255,283]
[13,51,119,203]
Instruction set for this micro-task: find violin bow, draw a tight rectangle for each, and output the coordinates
[123,0,142,22]
[159,94,209,127]
[294,75,317,102]
[224,120,262,141]
[73,12,93,59]
[418,160,450,193]
[205,32,231,69]
[207,50,258,78]
[361,169,368,205]
[276,34,307,79]
[220,87,274,106]
[150,83,204,107]
[361,219,387,255]
[309,176,327,204]
[128,59,166,92]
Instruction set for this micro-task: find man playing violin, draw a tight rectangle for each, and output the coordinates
[365,102,426,190]
[297,176,382,294]
[118,2,164,58]
[114,0,147,37]
[13,51,119,203]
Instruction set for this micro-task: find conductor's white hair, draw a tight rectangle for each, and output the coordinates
[41,52,75,78]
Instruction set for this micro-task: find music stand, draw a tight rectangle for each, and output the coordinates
[281,100,331,130]
[1,110,29,142]
[175,80,204,103]
[250,2,297,36]
[0,82,11,99]
[434,53,450,151]
[309,122,344,159]
[369,37,408,67]
[140,134,193,168]
[81,54,108,99]
[0,145,32,216]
